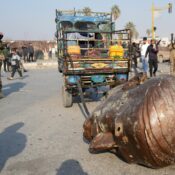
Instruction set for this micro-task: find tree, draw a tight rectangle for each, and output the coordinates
[102,5,121,32]
[125,22,139,39]
[82,7,92,16]
[146,29,151,38]
[111,5,121,21]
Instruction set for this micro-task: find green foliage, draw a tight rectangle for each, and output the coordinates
[82,7,92,16]
[111,5,121,21]
[125,22,139,39]
[101,5,121,32]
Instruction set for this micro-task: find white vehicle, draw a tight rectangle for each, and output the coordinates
[158,46,170,63]
[159,37,170,47]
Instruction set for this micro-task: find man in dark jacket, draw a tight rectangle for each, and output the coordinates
[22,45,28,62]
[131,42,140,68]
[0,32,5,98]
[145,39,159,77]
[28,43,34,62]
[3,45,11,72]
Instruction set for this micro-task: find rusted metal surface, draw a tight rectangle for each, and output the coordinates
[83,74,175,168]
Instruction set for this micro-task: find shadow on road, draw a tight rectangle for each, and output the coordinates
[3,82,26,96]
[0,122,27,172]
[21,74,29,79]
[56,159,88,175]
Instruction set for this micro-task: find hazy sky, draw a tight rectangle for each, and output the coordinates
[0,0,174,40]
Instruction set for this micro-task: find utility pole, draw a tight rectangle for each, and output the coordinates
[152,3,155,40]
[151,2,173,40]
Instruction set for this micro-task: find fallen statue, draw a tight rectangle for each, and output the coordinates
[83,74,175,168]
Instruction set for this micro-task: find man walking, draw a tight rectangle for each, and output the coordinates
[28,43,34,62]
[0,32,5,98]
[140,37,149,74]
[145,39,159,77]
[22,45,28,62]
[3,44,11,72]
[131,42,140,68]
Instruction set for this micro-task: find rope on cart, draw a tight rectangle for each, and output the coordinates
[68,56,90,118]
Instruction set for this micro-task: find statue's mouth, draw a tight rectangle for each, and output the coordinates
[83,115,118,153]
[83,117,101,142]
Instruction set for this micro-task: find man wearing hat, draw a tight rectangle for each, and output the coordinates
[140,37,149,75]
[0,32,5,98]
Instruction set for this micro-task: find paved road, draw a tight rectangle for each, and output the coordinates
[0,64,174,175]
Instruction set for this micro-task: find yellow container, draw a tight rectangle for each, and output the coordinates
[109,45,124,58]
[67,45,80,55]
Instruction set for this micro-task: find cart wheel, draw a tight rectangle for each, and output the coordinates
[58,65,62,73]
[62,86,73,107]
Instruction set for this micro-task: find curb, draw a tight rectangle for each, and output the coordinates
[24,61,58,69]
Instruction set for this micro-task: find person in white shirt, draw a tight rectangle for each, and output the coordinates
[8,49,22,80]
[140,37,149,74]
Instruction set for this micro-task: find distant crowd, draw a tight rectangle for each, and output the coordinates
[0,32,56,98]
[2,43,35,72]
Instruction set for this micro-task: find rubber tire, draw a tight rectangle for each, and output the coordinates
[58,64,63,73]
[62,86,73,107]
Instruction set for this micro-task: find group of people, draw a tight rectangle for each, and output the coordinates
[0,32,28,98]
[21,44,35,62]
[131,37,159,78]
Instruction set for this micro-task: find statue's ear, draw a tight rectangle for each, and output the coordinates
[89,132,117,153]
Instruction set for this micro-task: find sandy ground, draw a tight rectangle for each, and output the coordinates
[0,62,174,175]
